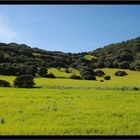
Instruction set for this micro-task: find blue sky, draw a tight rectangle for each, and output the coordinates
[0,5,140,52]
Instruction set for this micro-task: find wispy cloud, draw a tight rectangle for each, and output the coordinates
[0,15,17,42]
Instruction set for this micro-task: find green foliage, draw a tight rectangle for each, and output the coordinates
[0,80,11,87]
[65,68,70,73]
[104,75,111,80]
[0,118,5,124]
[82,74,96,80]
[37,67,48,77]
[14,75,35,88]
[119,61,130,69]
[0,36,140,79]
[95,70,105,77]
[46,73,56,78]
[96,61,104,68]
[79,66,96,80]
[115,71,128,76]
[133,62,140,71]
[70,75,81,80]
[91,36,140,71]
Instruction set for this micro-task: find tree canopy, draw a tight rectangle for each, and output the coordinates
[0,36,139,77]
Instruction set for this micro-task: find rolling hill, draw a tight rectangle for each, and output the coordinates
[0,36,140,77]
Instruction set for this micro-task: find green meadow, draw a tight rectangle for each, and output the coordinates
[0,68,140,135]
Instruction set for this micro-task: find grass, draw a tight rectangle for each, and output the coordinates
[0,88,140,135]
[84,55,97,60]
[48,67,80,78]
[37,68,140,89]
[48,68,72,78]
[1,68,139,88]
[0,68,140,135]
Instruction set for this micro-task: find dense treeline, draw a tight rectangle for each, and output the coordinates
[90,37,140,71]
[0,36,140,77]
[0,42,89,77]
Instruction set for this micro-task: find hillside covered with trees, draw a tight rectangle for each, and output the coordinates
[0,36,140,77]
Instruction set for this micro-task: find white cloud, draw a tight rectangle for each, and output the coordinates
[0,15,17,42]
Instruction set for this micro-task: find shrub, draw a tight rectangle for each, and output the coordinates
[0,80,11,87]
[95,70,105,77]
[129,63,135,70]
[70,75,81,80]
[79,66,96,80]
[65,69,70,73]
[115,71,128,76]
[119,61,130,69]
[14,75,35,88]
[132,87,139,90]
[104,75,111,80]
[134,63,140,71]
[104,61,113,68]
[96,61,104,68]
[37,67,48,77]
[46,73,56,78]
[0,118,5,124]
[82,74,96,80]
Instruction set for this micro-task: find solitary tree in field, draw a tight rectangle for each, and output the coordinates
[79,66,96,80]
[104,75,111,80]
[14,75,35,88]
[115,71,128,76]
